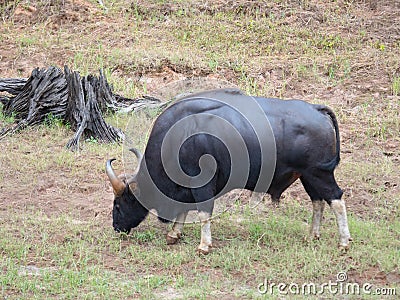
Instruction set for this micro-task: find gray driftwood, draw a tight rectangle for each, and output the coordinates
[0,66,164,150]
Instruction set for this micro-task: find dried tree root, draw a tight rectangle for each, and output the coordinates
[0,66,163,150]
[64,66,125,150]
[0,66,68,138]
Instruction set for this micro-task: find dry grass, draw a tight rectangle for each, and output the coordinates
[0,0,399,298]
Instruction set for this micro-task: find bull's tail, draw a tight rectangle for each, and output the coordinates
[316,105,341,171]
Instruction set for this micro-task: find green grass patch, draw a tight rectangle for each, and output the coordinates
[1,204,398,298]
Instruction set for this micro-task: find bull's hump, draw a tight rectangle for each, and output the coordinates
[178,88,244,101]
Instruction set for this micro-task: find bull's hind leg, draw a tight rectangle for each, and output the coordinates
[166,211,188,245]
[311,200,325,240]
[300,172,351,250]
[330,199,352,250]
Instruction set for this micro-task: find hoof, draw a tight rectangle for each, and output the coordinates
[304,233,320,243]
[197,244,212,255]
[338,235,352,252]
[339,244,350,253]
[166,233,181,245]
[312,233,320,240]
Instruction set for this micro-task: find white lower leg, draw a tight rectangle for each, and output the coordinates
[311,200,325,239]
[166,211,187,245]
[198,211,212,254]
[330,199,351,249]
[249,191,265,203]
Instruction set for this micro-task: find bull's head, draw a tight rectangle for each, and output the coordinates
[106,148,148,234]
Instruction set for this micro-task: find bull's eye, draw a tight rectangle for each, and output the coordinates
[114,204,121,214]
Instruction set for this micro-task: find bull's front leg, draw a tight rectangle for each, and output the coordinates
[198,211,212,255]
[330,199,352,250]
[310,200,325,240]
[166,211,188,245]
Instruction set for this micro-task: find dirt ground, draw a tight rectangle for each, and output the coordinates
[1,0,399,289]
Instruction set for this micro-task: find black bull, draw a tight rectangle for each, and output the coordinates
[106,89,351,254]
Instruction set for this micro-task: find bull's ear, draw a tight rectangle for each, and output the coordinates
[128,182,138,194]
[127,174,138,192]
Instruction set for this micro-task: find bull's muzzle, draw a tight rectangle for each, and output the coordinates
[113,226,131,234]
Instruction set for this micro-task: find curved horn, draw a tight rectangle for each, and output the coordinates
[106,159,125,196]
[129,147,143,174]
[129,148,143,163]
[125,148,143,187]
